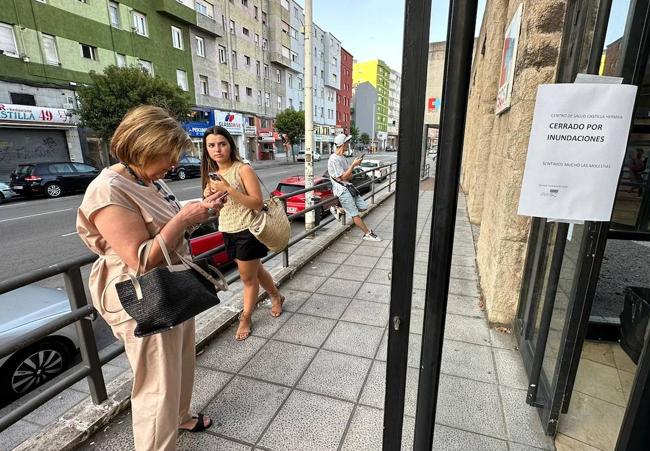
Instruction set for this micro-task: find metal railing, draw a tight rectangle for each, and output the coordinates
[0,161,397,434]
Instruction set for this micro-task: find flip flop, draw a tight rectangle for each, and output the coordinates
[181,413,212,432]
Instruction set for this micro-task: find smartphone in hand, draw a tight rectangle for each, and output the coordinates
[208,172,222,182]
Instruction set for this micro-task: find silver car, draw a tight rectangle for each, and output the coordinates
[0,181,16,203]
[0,286,79,402]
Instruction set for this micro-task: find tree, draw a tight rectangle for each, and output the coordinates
[76,65,192,165]
[274,109,305,162]
[360,132,371,145]
[350,122,360,146]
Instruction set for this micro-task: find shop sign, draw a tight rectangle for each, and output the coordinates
[0,103,71,124]
[244,125,257,135]
[214,110,243,135]
[518,83,637,221]
[496,3,523,115]
[183,123,210,138]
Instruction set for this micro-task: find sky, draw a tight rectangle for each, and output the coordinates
[296,0,631,72]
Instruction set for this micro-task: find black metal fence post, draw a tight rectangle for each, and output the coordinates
[63,267,107,404]
[371,174,376,204]
[388,163,393,192]
[413,1,478,450]
[382,0,432,449]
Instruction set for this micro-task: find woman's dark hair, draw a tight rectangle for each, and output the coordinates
[200,126,242,194]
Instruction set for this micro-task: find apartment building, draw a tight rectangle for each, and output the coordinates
[387,68,401,149]
[336,47,353,135]
[352,59,391,149]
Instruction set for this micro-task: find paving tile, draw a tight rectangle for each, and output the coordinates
[490,328,517,350]
[432,424,509,451]
[204,376,290,443]
[344,254,381,269]
[581,340,617,368]
[248,306,292,338]
[298,350,372,401]
[316,277,363,298]
[341,299,390,327]
[316,251,352,264]
[259,390,354,451]
[324,321,384,358]
[444,313,491,346]
[376,330,388,361]
[500,386,555,449]
[341,405,383,451]
[441,340,496,384]
[298,293,352,319]
[412,274,428,290]
[509,444,551,451]
[493,348,529,390]
[450,264,478,281]
[446,293,483,318]
[411,289,426,309]
[241,340,316,386]
[408,333,422,368]
[200,329,267,373]
[177,433,252,450]
[273,313,337,347]
[190,366,233,412]
[355,282,392,304]
[332,264,373,281]
[282,274,328,293]
[0,419,41,451]
[328,242,358,254]
[360,360,385,408]
[409,307,424,334]
[23,388,87,425]
[574,358,626,407]
[357,237,391,248]
[452,245,476,257]
[365,268,392,285]
[277,289,312,312]
[301,261,340,277]
[554,433,602,451]
[355,245,387,257]
[436,373,506,440]
[77,410,134,451]
[449,277,480,297]
[612,345,637,373]
[451,255,477,267]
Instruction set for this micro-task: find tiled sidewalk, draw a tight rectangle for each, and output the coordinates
[79,189,555,451]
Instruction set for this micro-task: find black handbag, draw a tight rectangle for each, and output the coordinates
[331,176,361,197]
[102,236,228,337]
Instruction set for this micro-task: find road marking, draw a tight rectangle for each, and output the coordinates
[0,208,75,224]
[61,231,79,237]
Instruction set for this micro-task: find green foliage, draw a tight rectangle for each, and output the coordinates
[360,132,371,145]
[75,65,192,142]
[350,122,360,145]
[274,109,305,148]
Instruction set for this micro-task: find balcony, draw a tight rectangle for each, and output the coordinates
[270,51,292,69]
[195,11,225,37]
[153,0,195,24]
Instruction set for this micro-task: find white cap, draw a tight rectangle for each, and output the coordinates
[334,133,352,147]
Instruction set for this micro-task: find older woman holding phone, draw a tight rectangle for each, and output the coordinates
[76,106,225,450]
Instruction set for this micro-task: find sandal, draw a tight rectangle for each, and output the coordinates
[270,295,285,318]
[235,312,253,341]
[180,413,212,432]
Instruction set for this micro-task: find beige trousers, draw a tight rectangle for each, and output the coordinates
[112,319,196,451]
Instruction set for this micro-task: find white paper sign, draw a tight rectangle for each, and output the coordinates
[518,84,637,221]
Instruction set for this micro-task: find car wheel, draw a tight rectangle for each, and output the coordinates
[177,169,186,180]
[0,340,73,402]
[45,182,63,198]
[0,192,4,203]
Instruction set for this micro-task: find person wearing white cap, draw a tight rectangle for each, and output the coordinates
[327,133,381,241]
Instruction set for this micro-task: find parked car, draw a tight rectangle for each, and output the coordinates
[271,175,337,218]
[0,286,80,403]
[0,181,17,203]
[359,159,388,181]
[386,145,398,152]
[186,219,233,268]
[10,162,99,198]
[166,155,201,180]
[323,167,373,194]
[296,150,322,162]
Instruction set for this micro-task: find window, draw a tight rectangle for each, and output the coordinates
[276,69,281,83]
[289,98,293,108]
[282,21,289,34]
[195,36,205,57]
[281,46,290,59]
[244,55,251,66]
[231,50,237,69]
[176,69,188,91]
[320,107,324,117]
[281,0,289,9]
[138,59,153,74]
[108,1,120,27]
[278,95,282,109]
[291,51,298,63]
[254,6,259,19]
[221,81,230,99]
[234,84,240,101]
[333,73,337,83]
[264,64,269,79]
[332,56,337,66]
[288,73,293,88]
[80,43,98,60]
[218,45,227,63]
[254,34,259,46]
[73,163,97,173]
[262,38,268,50]
[264,92,270,107]
[171,26,183,49]
[256,60,261,77]
[41,34,59,65]
[299,101,303,110]
[242,27,249,37]
[195,0,214,18]
[257,90,262,106]
[262,11,267,25]
[132,11,148,36]
[229,20,235,34]
[0,23,18,57]
[298,78,302,89]
[77,0,88,3]
[241,0,248,6]
[116,53,126,67]
[246,87,253,97]
[199,75,209,95]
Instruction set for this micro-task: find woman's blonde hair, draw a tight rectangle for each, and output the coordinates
[110,106,191,167]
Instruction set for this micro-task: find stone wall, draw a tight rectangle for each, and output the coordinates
[460,0,568,325]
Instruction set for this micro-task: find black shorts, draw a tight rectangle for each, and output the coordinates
[223,230,268,261]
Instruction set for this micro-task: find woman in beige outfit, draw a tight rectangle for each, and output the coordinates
[76,106,225,450]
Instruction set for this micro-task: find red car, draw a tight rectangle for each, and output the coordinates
[187,220,233,268]
[271,175,338,218]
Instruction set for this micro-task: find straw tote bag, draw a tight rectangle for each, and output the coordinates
[102,236,228,337]
[249,174,291,253]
